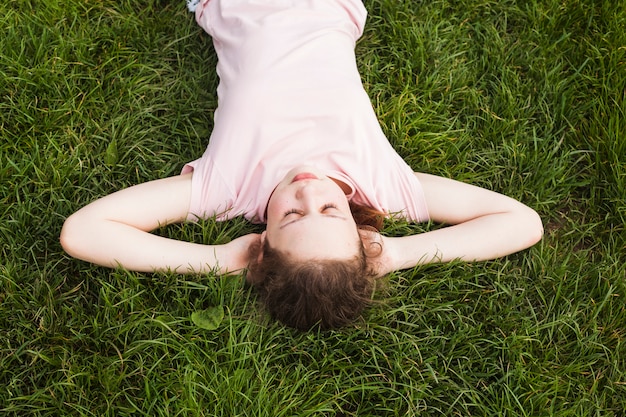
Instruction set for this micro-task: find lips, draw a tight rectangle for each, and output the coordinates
[291,173,318,183]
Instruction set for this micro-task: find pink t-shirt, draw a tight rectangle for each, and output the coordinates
[183,0,429,223]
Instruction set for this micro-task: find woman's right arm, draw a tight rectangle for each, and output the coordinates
[60,173,260,275]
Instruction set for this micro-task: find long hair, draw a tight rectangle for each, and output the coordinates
[247,202,385,331]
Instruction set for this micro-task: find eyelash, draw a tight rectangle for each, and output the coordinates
[284,204,337,216]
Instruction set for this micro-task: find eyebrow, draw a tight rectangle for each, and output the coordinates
[279,214,347,230]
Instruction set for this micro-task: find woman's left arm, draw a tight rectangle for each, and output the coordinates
[378,173,543,275]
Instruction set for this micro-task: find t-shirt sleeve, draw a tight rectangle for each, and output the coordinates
[182,155,236,222]
[388,167,430,223]
[351,163,430,223]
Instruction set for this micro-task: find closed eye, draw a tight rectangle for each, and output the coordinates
[284,208,302,217]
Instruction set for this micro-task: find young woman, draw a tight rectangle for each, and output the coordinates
[60,0,543,330]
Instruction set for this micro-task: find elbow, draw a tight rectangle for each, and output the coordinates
[60,212,88,260]
[524,207,544,248]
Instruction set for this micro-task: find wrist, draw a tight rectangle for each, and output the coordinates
[377,235,399,276]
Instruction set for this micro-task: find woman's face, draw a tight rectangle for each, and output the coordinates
[264,166,360,260]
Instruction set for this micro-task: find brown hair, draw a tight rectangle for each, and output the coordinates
[247,202,385,331]
[349,201,385,231]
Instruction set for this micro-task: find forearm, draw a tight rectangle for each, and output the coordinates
[61,219,245,275]
[384,209,543,272]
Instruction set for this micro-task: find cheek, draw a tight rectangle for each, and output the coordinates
[266,192,290,221]
[328,189,351,208]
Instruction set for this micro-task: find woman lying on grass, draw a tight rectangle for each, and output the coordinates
[60,0,543,331]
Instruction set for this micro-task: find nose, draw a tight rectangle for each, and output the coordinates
[294,181,319,207]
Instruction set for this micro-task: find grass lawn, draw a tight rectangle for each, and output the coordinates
[1,0,625,415]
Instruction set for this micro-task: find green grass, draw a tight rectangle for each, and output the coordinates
[1,0,625,415]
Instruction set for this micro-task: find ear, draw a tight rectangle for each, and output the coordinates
[357,227,383,258]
